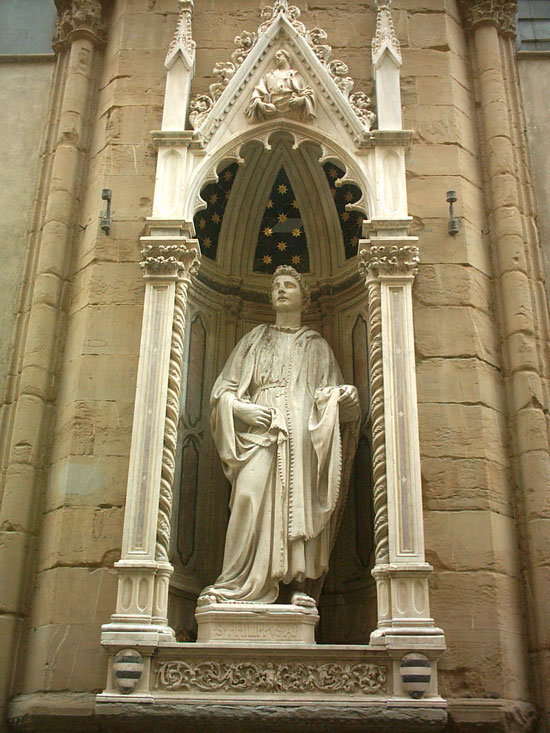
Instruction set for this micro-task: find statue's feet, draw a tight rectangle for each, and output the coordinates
[196,589,219,607]
[290,590,316,608]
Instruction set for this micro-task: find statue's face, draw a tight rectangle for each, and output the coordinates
[271,274,303,313]
[275,50,288,68]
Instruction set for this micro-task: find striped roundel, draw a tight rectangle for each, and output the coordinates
[113,648,144,695]
[399,652,431,699]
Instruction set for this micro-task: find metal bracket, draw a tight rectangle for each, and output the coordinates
[446,190,459,236]
[100,189,112,235]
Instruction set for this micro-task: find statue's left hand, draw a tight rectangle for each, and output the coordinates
[338,385,360,422]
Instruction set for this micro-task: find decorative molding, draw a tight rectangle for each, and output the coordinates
[365,280,389,564]
[165,0,196,70]
[140,240,201,279]
[457,0,518,36]
[53,0,106,50]
[358,244,419,279]
[372,2,402,66]
[155,660,387,694]
[156,276,193,562]
[188,0,375,131]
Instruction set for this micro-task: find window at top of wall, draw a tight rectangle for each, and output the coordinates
[0,0,57,55]
[517,0,550,52]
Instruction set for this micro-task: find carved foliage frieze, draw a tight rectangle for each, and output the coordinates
[155,660,388,694]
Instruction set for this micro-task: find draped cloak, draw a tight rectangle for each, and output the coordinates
[206,324,360,603]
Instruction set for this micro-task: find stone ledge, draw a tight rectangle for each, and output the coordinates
[8,692,448,732]
[447,698,538,732]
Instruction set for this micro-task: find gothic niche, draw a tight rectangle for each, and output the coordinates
[169,136,375,644]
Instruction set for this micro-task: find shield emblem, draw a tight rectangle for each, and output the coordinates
[113,648,143,695]
[399,652,431,699]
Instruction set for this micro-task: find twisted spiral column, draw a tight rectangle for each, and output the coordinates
[366,280,389,564]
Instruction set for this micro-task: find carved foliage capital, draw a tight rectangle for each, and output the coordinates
[140,240,201,279]
[53,0,106,50]
[457,0,518,36]
[358,244,419,280]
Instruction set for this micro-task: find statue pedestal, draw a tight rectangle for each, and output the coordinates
[195,601,319,644]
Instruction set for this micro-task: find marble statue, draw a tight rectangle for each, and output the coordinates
[246,49,316,122]
[198,266,360,609]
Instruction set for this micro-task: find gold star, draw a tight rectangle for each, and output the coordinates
[345,191,354,202]
[263,254,272,264]
[211,212,220,224]
[266,199,274,209]
[329,167,338,178]
[203,237,212,249]
[224,170,233,181]
[277,212,287,223]
[357,216,363,225]
[291,255,301,265]
[292,228,301,237]
[209,193,218,205]
[330,188,337,197]
[278,184,288,195]
[350,236,359,247]
[341,211,350,222]
[198,219,206,230]
[292,199,299,209]
[263,227,273,237]
[277,241,287,251]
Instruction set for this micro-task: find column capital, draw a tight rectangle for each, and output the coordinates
[140,238,201,280]
[53,0,107,50]
[358,242,419,280]
[457,0,517,37]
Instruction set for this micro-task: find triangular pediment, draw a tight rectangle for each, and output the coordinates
[188,2,376,149]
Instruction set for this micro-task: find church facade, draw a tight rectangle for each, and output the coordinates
[0,0,549,731]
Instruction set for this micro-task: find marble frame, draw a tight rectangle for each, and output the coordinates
[99,0,446,709]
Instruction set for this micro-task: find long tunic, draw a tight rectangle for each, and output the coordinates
[206,324,359,603]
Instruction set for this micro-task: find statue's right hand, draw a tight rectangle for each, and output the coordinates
[233,401,272,429]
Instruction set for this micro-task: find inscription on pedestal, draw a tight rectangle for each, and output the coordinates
[212,623,299,640]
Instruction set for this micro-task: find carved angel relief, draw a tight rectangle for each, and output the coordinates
[246,49,316,123]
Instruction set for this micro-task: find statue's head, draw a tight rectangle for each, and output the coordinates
[274,49,292,69]
[271,265,311,313]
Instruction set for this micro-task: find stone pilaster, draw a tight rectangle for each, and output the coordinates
[101,239,200,654]
[162,0,196,130]
[358,234,445,664]
[458,7,550,722]
[0,1,106,722]
[372,1,402,130]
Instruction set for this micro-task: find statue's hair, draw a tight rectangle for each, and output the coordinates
[271,265,311,307]
[276,48,292,64]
